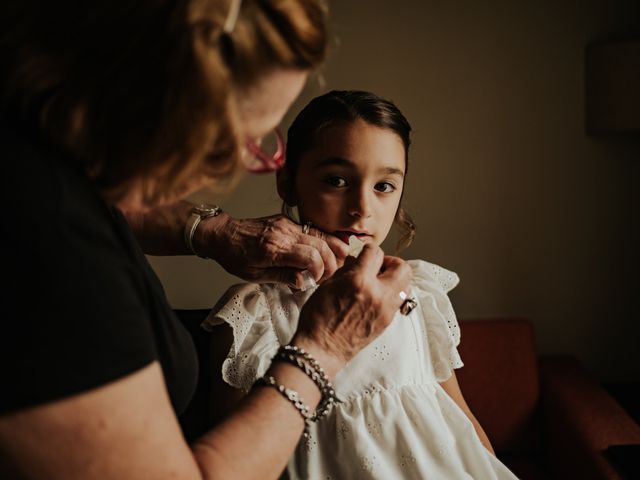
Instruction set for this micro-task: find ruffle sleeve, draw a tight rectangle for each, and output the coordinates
[408,259,464,382]
[201,283,279,392]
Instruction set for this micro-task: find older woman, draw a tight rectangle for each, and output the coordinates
[0,0,411,479]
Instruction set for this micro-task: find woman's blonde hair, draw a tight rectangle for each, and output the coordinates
[0,0,328,204]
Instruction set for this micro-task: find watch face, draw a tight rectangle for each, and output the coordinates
[193,204,220,217]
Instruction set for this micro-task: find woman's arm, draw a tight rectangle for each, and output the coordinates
[0,347,331,480]
[122,201,349,286]
[208,324,246,427]
[195,334,339,478]
[0,245,412,479]
[439,372,496,455]
[122,201,194,256]
[0,363,204,479]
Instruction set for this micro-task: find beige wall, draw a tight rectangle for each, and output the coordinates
[149,0,640,382]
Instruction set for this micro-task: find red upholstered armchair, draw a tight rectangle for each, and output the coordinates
[456,318,640,480]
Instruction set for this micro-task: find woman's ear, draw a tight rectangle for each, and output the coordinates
[276,168,296,206]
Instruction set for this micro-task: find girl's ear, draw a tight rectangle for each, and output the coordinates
[276,168,297,206]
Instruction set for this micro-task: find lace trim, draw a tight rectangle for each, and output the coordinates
[202,283,280,392]
[408,260,464,381]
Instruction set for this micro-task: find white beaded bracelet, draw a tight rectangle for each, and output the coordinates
[276,345,340,421]
[255,375,315,438]
[254,345,341,440]
[255,375,313,420]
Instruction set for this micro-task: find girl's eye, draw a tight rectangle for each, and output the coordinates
[375,182,396,193]
[325,176,347,188]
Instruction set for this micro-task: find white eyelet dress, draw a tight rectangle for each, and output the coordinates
[202,260,519,480]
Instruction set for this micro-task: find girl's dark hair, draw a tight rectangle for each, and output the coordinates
[285,90,416,251]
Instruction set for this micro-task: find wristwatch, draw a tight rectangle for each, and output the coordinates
[184,204,222,258]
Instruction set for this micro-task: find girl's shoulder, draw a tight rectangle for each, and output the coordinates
[406,259,460,295]
[202,283,268,332]
[202,281,311,336]
[406,259,464,381]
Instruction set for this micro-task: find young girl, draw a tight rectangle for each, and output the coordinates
[203,91,519,479]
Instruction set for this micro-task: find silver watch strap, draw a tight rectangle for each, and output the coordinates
[184,206,222,257]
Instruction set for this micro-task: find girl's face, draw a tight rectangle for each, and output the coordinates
[284,119,406,246]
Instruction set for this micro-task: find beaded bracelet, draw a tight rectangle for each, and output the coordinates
[254,344,341,441]
[276,345,341,421]
[255,375,314,421]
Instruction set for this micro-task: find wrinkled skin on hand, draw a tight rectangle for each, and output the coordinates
[294,244,413,366]
[200,213,349,287]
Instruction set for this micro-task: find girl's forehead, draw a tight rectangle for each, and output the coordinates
[317,118,398,140]
[305,120,406,171]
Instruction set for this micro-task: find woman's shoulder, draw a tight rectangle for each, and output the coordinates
[407,259,460,294]
[2,122,122,264]
[2,122,103,212]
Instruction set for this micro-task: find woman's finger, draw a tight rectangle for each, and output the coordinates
[269,215,343,280]
[297,234,338,280]
[378,256,413,308]
[307,227,350,263]
[259,267,307,289]
[378,255,410,281]
[272,244,325,281]
[352,244,385,278]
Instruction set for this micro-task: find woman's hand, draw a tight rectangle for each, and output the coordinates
[293,244,412,376]
[197,213,349,287]
[122,202,348,286]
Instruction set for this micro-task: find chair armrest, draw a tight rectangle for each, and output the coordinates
[539,355,640,480]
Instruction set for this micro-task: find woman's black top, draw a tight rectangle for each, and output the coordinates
[0,121,198,421]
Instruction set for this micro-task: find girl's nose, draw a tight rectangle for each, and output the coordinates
[348,189,373,219]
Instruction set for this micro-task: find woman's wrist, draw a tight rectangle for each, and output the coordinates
[192,211,232,261]
[265,361,323,411]
[259,337,345,419]
[289,335,345,380]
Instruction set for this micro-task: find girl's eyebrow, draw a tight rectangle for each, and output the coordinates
[315,156,352,168]
[315,157,405,177]
[381,166,405,177]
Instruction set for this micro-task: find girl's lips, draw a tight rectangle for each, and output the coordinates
[333,231,371,244]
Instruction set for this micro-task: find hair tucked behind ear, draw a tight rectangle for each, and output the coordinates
[395,207,416,253]
[284,90,417,253]
[0,0,328,205]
